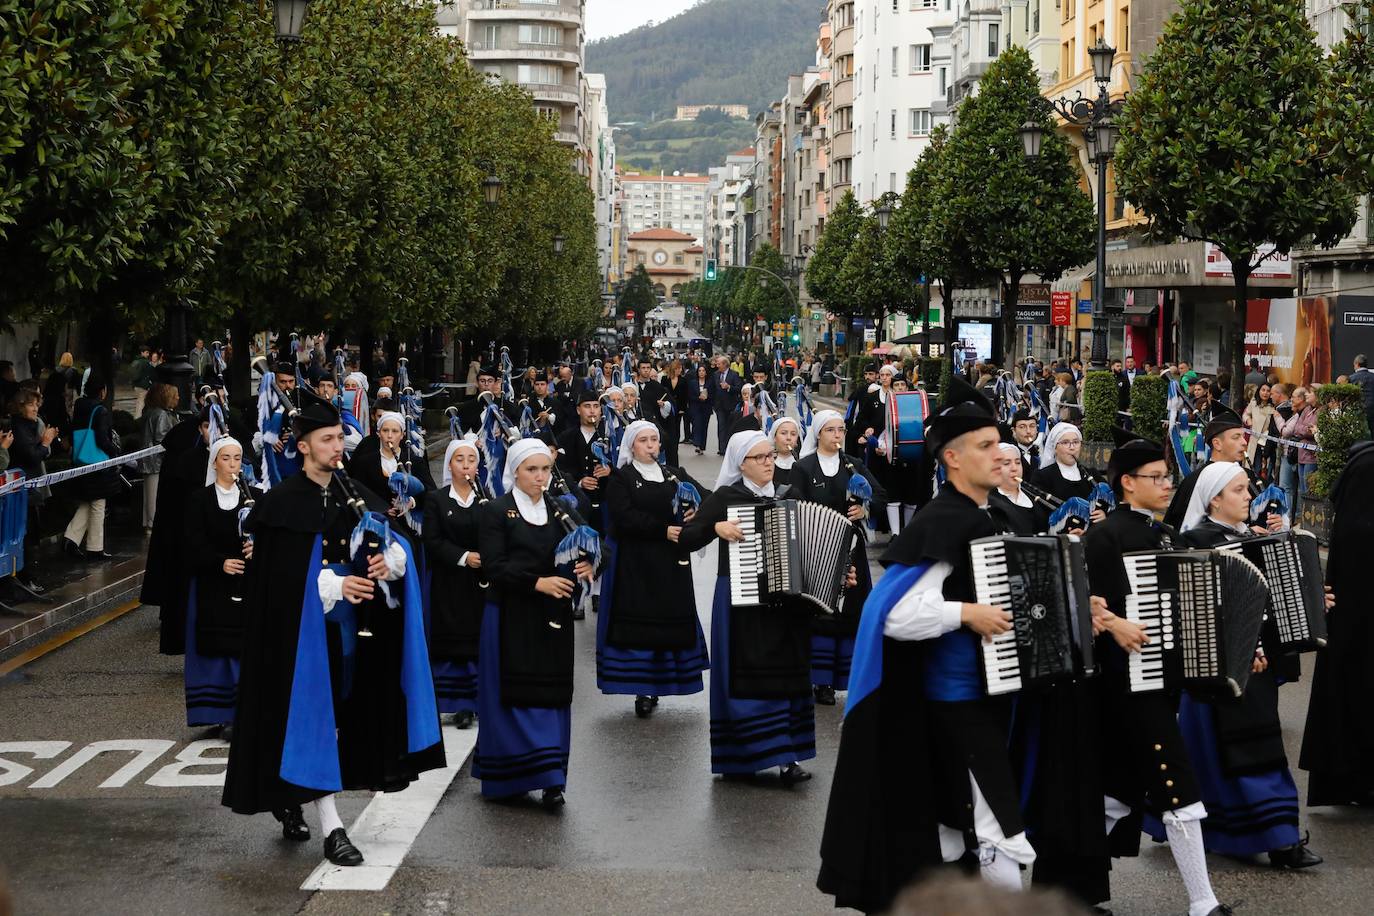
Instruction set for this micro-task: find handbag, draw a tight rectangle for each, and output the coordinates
[72,406,112,466]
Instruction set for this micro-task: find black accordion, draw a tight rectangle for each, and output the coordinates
[1123,550,1270,698]
[726,499,855,615]
[969,535,1095,695]
[1219,530,1327,652]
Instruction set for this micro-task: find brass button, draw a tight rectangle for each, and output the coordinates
[1159,764,1168,772]
[321,559,329,566]
[1172,797,1180,805]
[1154,744,1162,751]
[1166,779,1174,788]
[966,803,973,810]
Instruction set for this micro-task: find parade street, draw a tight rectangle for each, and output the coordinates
[0,442,1369,916]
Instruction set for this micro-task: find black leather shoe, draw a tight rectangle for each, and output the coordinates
[89,549,114,560]
[572,604,586,621]
[273,806,310,842]
[453,710,475,730]
[780,763,812,786]
[16,576,45,595]
[323,827,364,866]
[62,538,86,560]
[591,596,600,614]
[541,787,566,811]
[813,685,836,706]
[1204,906,1234,916]
[1269,836,1322,869]
[634,696,654,718]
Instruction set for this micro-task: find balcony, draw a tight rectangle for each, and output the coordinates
[467,40,580,65]
[553,130,582,146]
[467,1,582,27]
[518,82,582,106]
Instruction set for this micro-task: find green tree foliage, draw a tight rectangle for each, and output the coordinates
[619,264,658,338]
[837,204,913,340]
[806,190,865,317]
[1310,382,1371,497]
[920,124,981,314]
[1130,373,1169,443]
[940,47,1095,365]
[585,0,818,121]
[1325,0,1374,195]
[0,0,248,322]
[1115,0,1359,404]
[732,243,794,323]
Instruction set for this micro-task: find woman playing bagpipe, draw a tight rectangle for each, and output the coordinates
[1029,423,1108,523]
[222,398,442,868]
[768,416,801,488]
[348,409,434,542]
[598,420,709,719]
[1147,462,1325,868]
[679,430,855,785]
[988,441,1047,536]
[472,438,596,809]
[790,410,885,706]
[421,435,487,730]
[181,435,260,732]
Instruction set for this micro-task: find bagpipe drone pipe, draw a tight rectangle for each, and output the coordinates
[546,464,602,619]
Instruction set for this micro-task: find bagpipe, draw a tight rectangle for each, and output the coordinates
[477,389,521,497]
[661,465,702,529]
[230,472,257,606]
[545,463,602,620]
[753,384,782,433]
[387,375,427,534]
[838,453,874,541]
[587,358,605,392]
[598,391,629,455]
[610,346,633,388]
[1250,480,1289,526]
[790,376,815,440]
[330,460,400,639]
[1019,477,1116,534]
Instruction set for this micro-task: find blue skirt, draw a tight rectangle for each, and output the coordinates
[810,633,855,690]
[433,659,478,714]
[1144,693,1300,855]
[471,601,571,797]
[184,581,240,727]
[596,537,708,697]
[708,576,816,774]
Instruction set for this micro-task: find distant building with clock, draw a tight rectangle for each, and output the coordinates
[626,228,704,301]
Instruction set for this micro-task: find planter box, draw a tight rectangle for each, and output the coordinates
[1298,494,1333,546]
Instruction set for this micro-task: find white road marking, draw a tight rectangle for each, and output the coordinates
[301,726,476,892]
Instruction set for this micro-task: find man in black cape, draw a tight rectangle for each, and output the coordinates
[222,399,443,866]
[818,379,1031,912]
[1163,407,1281,533]
[1301,440,1374,805]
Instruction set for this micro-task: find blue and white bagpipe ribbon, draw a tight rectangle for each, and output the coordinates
[793,378,814,439]
[349,510,402,609]
[1026,382,1049,436]
[600,399,624,455]
[332,348,346,384]
[388,392,427,534]
[1251,483,1289,522]
[992,373,1019,425]
[1090,481,1116,515]
[590,439,613,473]
[587,359,604,392]
[480,401,509,497]
[1166,378,1202,471]
[756,387,779,434]
[209,341,227,386]
[519,401,537,438]
[256,370,298,489]
[671,476,701,524]
[611,361,625,388]
[499,348,516,403]
[1049,497,1094,535]
[554,502,601,617]
[395,358,410,392]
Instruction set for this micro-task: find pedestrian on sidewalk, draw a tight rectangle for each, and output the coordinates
[685,363,713,455]
[6,389,57,593]
[63,373,122,560]
[710,356,742,456]
[129,345,156,417]
[138,383,179,529]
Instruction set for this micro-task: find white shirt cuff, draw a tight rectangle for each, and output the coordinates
[940,600,964,634]
[883,562,964,641]
[383,541,407,580]
[457,551,471,569]
[318,569,346,613]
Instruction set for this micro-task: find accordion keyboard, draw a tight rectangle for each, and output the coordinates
[1124,554,1170,692]
[726,505,763,607]
[971,540,1022,694]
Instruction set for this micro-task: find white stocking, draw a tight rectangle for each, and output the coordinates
[886,504,902,534]
[1163,805,1218,916]
[314,794,344,835]
[978,842,1024,892]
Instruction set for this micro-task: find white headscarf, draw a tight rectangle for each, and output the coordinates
[879,364,898,377]
[768,416,800,452]
[800,409,844,458]
[1181,461,1248,533]
[622,382,639,396]
[344,371,369,394]
[503,437,551,493]
[715,430,770,489]
[441,435,481,487]
[205,436,243,486]
[617,419,659,468]
[377,411,405,432]
[1040,423,1083,469]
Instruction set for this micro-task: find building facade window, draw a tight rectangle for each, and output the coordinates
[517,24,562,45]
[516,64,562,85]
[909,108,932,135]
[910,43,932,72]
[890,109,897,138]
[938,66,947,96]
[988,23,999,57]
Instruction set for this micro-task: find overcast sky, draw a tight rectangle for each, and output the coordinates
[586,0,700,42]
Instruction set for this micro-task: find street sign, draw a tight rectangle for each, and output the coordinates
[1013,302,1051,325]
[625,310,633,320]
[863,328,877,343]
[811,310,824,321]
[1078,299,1093,314]
[1051,292,1073,326]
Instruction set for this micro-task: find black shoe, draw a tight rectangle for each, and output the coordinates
[779,763,812,786]
[1204,906,1234,916]
[273,806,310,842]
[541,787,566,811]
[62,538,86,560]
[220,724,234,743]
[813,685,836,706]
[634,696,654,718]
[453,710,475,730]
[16,576,45,596]
[572,604,586,621]
[323,827,364,866]
[649,695,659,707]
[591,596,600,615]
[1269,835,1322,869]
[89,549,114,560]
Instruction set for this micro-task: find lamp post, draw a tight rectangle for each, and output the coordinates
[273,0,311,43]
[1021,38,1123,372]
[552,234,566,255]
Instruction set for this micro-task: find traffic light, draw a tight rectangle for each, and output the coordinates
[791,331,800,344]
[705,260,717,281]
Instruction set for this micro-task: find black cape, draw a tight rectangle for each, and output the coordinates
[421,488,485,661]
[146,426,209,655]
[184,483,258,658]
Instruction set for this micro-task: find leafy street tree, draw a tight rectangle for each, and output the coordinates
[837,204,912,345]
[731,242,794,325]
[1115,0,1359,402]
[619,264,659,339]
[805,189,865,323]
[916,124,985,353]
[1325,0,1374,196]
[889,133,946,355]
[939,46,1094,365]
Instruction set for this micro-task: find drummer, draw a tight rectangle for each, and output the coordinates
[873,375,927,533]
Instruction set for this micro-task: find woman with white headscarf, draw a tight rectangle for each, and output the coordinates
[598,420,709,718]
[421,436,487,730]
[347,410,435,540]
[474,438,593,809]
[182,436,259,731]
[769,416,802,488]
[1155,461,1326,869]
[680,430,824,785]
[988,441,1045,536]
[791,409,885,706]
[1029,423,1102,520]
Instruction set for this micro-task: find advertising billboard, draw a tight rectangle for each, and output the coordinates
[1244,296,1374,387]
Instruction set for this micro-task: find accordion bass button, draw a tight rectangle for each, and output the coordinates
[1154,744,1162,751]
[1166,779,1174,787]
[1159,764,1168,771]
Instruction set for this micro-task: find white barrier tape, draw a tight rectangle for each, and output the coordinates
[1242,429,1321,453]
[0,445,166,496]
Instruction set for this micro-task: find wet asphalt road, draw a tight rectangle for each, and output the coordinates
[3,431,1374,915]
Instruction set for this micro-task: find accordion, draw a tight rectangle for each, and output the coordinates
[1123,550,1270,699]
[1219,530,1327,653]
[726,499,856,615]
[969,535,1095,695]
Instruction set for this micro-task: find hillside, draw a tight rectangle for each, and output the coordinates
[614,114,757,174]
[586,0,824,122]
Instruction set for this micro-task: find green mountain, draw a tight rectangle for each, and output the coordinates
[586,0,824,123]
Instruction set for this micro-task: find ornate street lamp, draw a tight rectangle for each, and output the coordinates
[874,192,899,233]
[482,170,503,207]
[273,0,311,43]
[553,234,566,255]
[1021,38,1125,371]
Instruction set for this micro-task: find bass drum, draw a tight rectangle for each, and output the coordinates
[886,389,929,465]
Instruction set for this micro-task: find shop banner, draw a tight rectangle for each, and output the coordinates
[1205,243,1293,280]
[1241,296,1374,387]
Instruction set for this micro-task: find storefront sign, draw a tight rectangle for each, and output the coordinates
[1013,302,1051,325]
[1051,292,1073,326]
[1205,243,1293,280]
